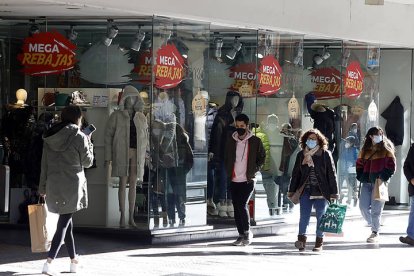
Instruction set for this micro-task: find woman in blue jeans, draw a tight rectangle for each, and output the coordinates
[356,127,395,243]
[288,128,338,252]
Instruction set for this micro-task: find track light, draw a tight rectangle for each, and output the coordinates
[214,36,223,59]
[29,20,40,36]
[174,39,189,59]
[256,34,268,59]
[67,25,78,41]
[130,30,145,52]
[293,41,304,66]
[226,37,242,60]
[313,45,330,66]
[103,20,119,47]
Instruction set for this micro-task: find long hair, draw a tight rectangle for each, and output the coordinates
[299,128,328,150]
[361,126,395,154]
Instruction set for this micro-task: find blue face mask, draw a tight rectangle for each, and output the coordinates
[306,139,318,149]
[372,135,383,144]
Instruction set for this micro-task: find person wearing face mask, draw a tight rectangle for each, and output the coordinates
[338,136,359,206]
[105,85,148,228]
[224,114,265,246]
[356,126,396,243]
[287,128,338,252]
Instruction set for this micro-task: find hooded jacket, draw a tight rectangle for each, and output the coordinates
[252,126,270,172]
[104,86,148,180]
[224,130,266,181]
[381,96,404,146]
[39,122,94,214]
[209,91,243,162]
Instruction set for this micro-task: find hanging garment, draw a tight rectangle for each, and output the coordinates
[381,96,404,146]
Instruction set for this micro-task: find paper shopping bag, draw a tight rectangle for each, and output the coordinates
[318,203,347,234]
[373,178,389,202]
[27,203,58,253]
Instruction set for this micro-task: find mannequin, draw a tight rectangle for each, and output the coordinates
[208,91,243,217]
[104,85,148,228]
[193,90,209,150]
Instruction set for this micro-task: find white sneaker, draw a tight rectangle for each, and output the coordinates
[367,232,379,243]
[207,199,218,216]
[241,231,253,246]
[70,256,79,273]
[217,202,228,217]
[227,203,234,218]
[232,235,244,246]
[42,262,60,276]
[207,199,216,209]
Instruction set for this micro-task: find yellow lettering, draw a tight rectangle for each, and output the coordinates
[21,53,32,64]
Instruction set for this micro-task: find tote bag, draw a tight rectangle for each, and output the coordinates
[373,178,389,202]
[27,203,58,253]
[318,203,347,234]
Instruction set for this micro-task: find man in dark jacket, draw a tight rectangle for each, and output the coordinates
[401,143,414,245]
[224,113,265,246]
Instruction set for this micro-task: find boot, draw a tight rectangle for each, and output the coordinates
[313,237,323,252]
[294,234,307,251]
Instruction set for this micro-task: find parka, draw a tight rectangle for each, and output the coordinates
[104,86,148,181]
[39,123,94,214]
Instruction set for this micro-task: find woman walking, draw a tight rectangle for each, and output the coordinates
[356,126,396,243]
[287,128,338,252]
[39,106,94,275]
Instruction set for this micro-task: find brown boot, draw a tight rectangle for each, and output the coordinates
[313,237,323,252]
[294,234,307,251]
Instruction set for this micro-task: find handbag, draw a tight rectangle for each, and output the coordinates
[287,183,306,205]
[318,203,347,234]
[373,178,389,202]
[27,201,59,253]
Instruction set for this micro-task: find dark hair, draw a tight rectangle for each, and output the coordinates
[235,113,249,125]
[61,105,82,125]
[299,128,328,150]
[361,126,394,153]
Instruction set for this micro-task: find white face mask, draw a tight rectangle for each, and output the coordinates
[372,135,383,144]
[345,143,351,148]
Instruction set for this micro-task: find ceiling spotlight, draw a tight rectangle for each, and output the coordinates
[213,36,223,59]
[313,54,324,66]
[313,45,330,66]
[256,34,269,59]
[67,25,78,41]
[342,48,351,67]
[226,37,242,60]
[293,41,304,66]
[103,20,119,47]
[175,39,189,59]
[131,30,146,52]
[29,20,40,36]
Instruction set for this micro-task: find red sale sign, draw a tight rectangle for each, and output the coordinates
[153,44,184,89]
[310,67,341,99]
[17,31,77,76]
[344,61,364,99]
[229,63,256,94]
[258,55,282,95]
[132,50,152,85]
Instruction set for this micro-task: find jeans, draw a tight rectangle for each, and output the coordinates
[207,160,229,201]
[48,213,75,260]
[359,182,385,233]
[166,167,186,221]
[230,181,254,235]
[299,188,328,238]
[407,195,414,239]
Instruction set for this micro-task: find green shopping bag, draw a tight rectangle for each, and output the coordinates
[317,203,347,234]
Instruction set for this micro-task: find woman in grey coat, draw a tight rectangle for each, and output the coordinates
[39,105,94,275]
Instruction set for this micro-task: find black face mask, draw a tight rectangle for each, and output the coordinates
[236,128,246,136]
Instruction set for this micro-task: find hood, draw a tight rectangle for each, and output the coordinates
[118,85,144,112]
[219,91,243,113]
[232,130,253,142]
[43,123,79,152]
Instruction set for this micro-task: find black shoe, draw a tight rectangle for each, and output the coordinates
[399,236,414,246]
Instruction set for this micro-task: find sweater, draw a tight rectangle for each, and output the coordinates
[356,145,396,184]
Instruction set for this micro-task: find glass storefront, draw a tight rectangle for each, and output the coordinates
[0,16,382,232]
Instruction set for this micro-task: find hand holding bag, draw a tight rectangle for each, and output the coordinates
[373,178,389,202]
[318,203,347,234]
[287,183,306,205]
[27,199,59,253]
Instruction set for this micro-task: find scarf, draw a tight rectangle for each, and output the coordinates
[302,145,320,167]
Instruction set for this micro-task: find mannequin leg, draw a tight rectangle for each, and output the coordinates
[119,176,127,228]
[128,149,138,228]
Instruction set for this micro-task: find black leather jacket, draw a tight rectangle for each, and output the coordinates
[288,148,338,201]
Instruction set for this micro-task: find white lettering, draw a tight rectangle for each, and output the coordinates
[311,76,337,84]
[234,72,257,80]
[28,43,60,53]
[145,56,152,64]
[160,56,175,66]
[263,65,275,74]
[347,71,358,79]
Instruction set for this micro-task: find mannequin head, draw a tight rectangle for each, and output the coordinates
[119,85,142,116]
[230,95,239,108]
[16,89,27,105]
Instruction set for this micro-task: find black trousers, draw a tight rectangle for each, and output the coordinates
[230,181,254,235]
[48,213,76,260]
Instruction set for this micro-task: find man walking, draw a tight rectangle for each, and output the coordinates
[224,114,266,246]
[401,142,414,245]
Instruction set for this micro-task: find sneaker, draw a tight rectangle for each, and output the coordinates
[241,231,253,246]
[42,262,59,276]
[217,202,228,218]
[207,199,218,216]
[232,235,244,246]
[399,236,414,246]
[367,232,379,243]
[70,257,79,273]
[207,199,216,209]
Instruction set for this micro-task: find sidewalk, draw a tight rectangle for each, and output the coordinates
[0,208,412,276]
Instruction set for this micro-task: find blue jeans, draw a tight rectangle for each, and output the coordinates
[207,160,228,201]
[407,195,414,239]
[299,188,328,238]
[359,182,385,233]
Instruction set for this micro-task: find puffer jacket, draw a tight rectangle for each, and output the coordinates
[288,149,338,201]
[39,122,94,214]
[252,126,270,171]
